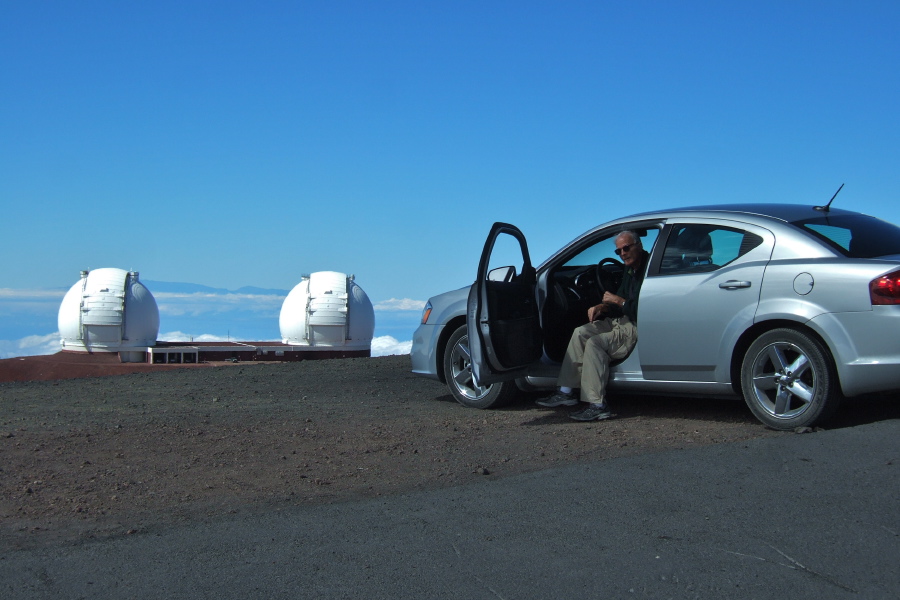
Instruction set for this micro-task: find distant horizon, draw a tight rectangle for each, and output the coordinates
[0,275,422,360]
[0,331,415,361]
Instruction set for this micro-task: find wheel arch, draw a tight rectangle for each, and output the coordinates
[435,315,467,384]
[729,318,838,395]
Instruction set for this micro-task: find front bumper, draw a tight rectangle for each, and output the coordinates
[410,322,442,381]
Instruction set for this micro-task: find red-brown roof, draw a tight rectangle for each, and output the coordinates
[0,351,211,383]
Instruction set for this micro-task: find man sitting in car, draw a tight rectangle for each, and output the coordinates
[537,230,649,421]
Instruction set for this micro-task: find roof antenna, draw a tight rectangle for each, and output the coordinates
[815,183,844,212]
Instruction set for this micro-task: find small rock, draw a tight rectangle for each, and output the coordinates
[476,467,490,475]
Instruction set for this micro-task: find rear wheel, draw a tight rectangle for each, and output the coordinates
[740,328,840,430]
[443,325,518,409]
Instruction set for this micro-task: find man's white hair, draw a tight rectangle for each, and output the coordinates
[617,230,640,244]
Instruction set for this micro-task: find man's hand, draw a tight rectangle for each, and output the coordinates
[602,291,624,306]
[587,303,608,322]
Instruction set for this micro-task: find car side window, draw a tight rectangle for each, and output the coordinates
[659,225,763,275]
[486,233,527,281]
[795,214,900,258]
[562,228,660,267]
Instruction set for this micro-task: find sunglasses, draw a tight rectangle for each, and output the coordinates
[614,243,639,256]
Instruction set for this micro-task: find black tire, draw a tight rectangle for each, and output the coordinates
[443,325,519,409]
[740,328,841,430]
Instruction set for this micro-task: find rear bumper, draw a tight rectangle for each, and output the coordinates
[810,306,900,397]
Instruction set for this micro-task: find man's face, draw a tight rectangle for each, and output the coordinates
[615,235,642,268]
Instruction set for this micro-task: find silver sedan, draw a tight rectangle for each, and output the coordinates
[411,202,900,430]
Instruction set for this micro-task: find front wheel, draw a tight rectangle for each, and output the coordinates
[740,328,840,430]
[443,325,518,409]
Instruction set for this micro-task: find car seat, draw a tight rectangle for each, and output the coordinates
[661,227,714,273]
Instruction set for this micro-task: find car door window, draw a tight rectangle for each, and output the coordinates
[658,225,763,275]
[562,228,660,267]
[487,233,527,280]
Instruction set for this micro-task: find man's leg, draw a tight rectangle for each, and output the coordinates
[579,334,615,405]
[571,320,637,420]
[556,320,613,389]
[537,320,612,407]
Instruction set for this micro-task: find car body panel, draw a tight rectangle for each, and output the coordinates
[805,306,900,396]
[410,287,468,381]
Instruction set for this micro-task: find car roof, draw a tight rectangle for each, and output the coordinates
[622,203,861,223]
[538,203,873,270]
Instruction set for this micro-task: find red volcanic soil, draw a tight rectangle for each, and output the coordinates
[0,351,211,383]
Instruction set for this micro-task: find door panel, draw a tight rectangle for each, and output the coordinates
[468,223,542,386]
[638,220,775,382]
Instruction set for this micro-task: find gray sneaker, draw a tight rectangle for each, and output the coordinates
[536,391,578,407]
[569,404,615,421]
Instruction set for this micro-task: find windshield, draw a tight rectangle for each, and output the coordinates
[792,213,900,258]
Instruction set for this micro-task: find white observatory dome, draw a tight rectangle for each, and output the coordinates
[58,268,159,359]
[279,271,375,351]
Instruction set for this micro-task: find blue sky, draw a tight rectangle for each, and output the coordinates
[2,1,899,358]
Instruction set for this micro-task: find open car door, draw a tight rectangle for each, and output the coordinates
[467,222,543,386]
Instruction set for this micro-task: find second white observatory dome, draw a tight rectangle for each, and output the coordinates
[279,271,375,352]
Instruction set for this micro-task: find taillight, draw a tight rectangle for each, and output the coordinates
[870,270,900,305]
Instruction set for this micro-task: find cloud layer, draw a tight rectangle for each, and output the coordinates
[1,332,412,360]
[373,298,426,311]
[0,285,424,360]
[0,333,61,360]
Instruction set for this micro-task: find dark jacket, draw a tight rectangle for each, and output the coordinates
[606,250,649,324]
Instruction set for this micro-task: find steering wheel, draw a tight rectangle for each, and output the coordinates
[595,257,624,295]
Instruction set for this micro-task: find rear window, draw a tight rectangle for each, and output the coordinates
[792,214,900,258]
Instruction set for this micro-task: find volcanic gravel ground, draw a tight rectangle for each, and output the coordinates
[1,355,896,550]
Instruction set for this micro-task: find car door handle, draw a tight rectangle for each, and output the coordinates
[719,280,752,289]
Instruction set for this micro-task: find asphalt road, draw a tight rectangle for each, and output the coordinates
[2,419,897,599]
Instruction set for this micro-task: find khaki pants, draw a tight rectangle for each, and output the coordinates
[557,317,637,405]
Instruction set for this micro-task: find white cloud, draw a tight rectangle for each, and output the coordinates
[0,331,411,360]
[373,298,426,311]
[0,332,60,359]
[161,332,412,356]
[370,335,412,356]
[157,331,238,343]
[0,288,67,317]
[0,289,66,300]
[155,292,285,317]
[160,332,411,356]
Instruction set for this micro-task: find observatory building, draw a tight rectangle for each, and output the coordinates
[157,271,374,363]
[58,268,160,362]
[279,271,375,354]
[54,269,374,366]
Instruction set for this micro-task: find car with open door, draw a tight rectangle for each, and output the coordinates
[411,203,900,430]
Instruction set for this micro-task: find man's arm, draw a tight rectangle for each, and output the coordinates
[612,264,643,322]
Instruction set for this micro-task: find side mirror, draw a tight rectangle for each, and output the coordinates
[487,266,517,282]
